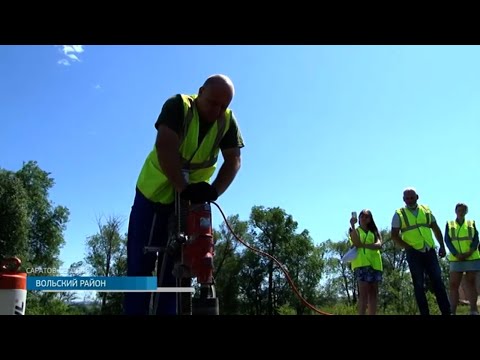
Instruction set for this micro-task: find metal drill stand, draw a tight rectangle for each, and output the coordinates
[147,190,219,315]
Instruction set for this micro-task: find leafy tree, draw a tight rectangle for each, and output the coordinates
[85,215,127,314]
[0,161,70,315]
[274,231,324,315]
[211,207,328,315]
[249,206,299,315]
[0,169,29,260]
[237,249,268,314]
[213,214,251,314]
[58,261,87,304]
[320,239,356,307]
[15,161,70,270]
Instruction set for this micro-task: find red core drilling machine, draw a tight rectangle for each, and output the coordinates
[149,189,218,315]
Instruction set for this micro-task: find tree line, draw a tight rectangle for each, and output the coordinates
[0,161,448,315]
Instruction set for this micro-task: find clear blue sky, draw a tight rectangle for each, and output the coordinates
[2,45,480,269]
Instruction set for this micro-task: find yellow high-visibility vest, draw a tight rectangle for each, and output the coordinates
[136,94,231,204]
[447,220,480,262]
[396,205,435,250]
[350,228,383,271]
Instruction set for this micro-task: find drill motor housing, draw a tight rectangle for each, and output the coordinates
[181,202,214,285]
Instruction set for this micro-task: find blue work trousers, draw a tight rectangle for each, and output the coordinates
[405,248,451,315]
[123,188,176,315]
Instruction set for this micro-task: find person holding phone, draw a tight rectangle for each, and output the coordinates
[349,209,383,315]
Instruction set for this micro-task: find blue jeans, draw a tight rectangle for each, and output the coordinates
[123,188,177,315]
[405,248,451,315]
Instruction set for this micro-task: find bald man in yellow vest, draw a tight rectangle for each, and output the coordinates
[391,187,451,315]
[124,75,245,315]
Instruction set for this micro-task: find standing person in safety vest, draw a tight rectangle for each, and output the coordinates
[348,209,383,315]
[444,203,480,315]
[124,74,245,315]
[391,187,451,315]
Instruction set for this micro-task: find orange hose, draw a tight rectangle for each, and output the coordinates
[211,201,332,315]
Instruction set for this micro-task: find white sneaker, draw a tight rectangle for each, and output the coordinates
[469,310,479,315]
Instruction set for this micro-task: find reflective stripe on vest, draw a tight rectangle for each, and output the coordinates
[135,94,231,204]
[397,205,435,250]
[179,95,229,170]
[447,220,480,262]
[350,228,383,272]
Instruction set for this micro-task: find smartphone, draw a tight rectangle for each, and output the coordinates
[351,211,357,219]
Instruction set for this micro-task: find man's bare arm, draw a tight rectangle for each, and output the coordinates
[431,221,446,248]
[431,221,447,257]
[391,227,411,249]
[212,147,241,196]
[155,125,188,193]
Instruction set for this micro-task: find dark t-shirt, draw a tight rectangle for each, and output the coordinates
[154,94,245,150]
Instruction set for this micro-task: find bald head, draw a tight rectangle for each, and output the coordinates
[203,74,235,94]
[196,74,235,123]
[403,187,417,195]
[403,187,419,208]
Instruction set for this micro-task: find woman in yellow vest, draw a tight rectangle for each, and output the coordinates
[444,203,480,315]
[349,209,383,315]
